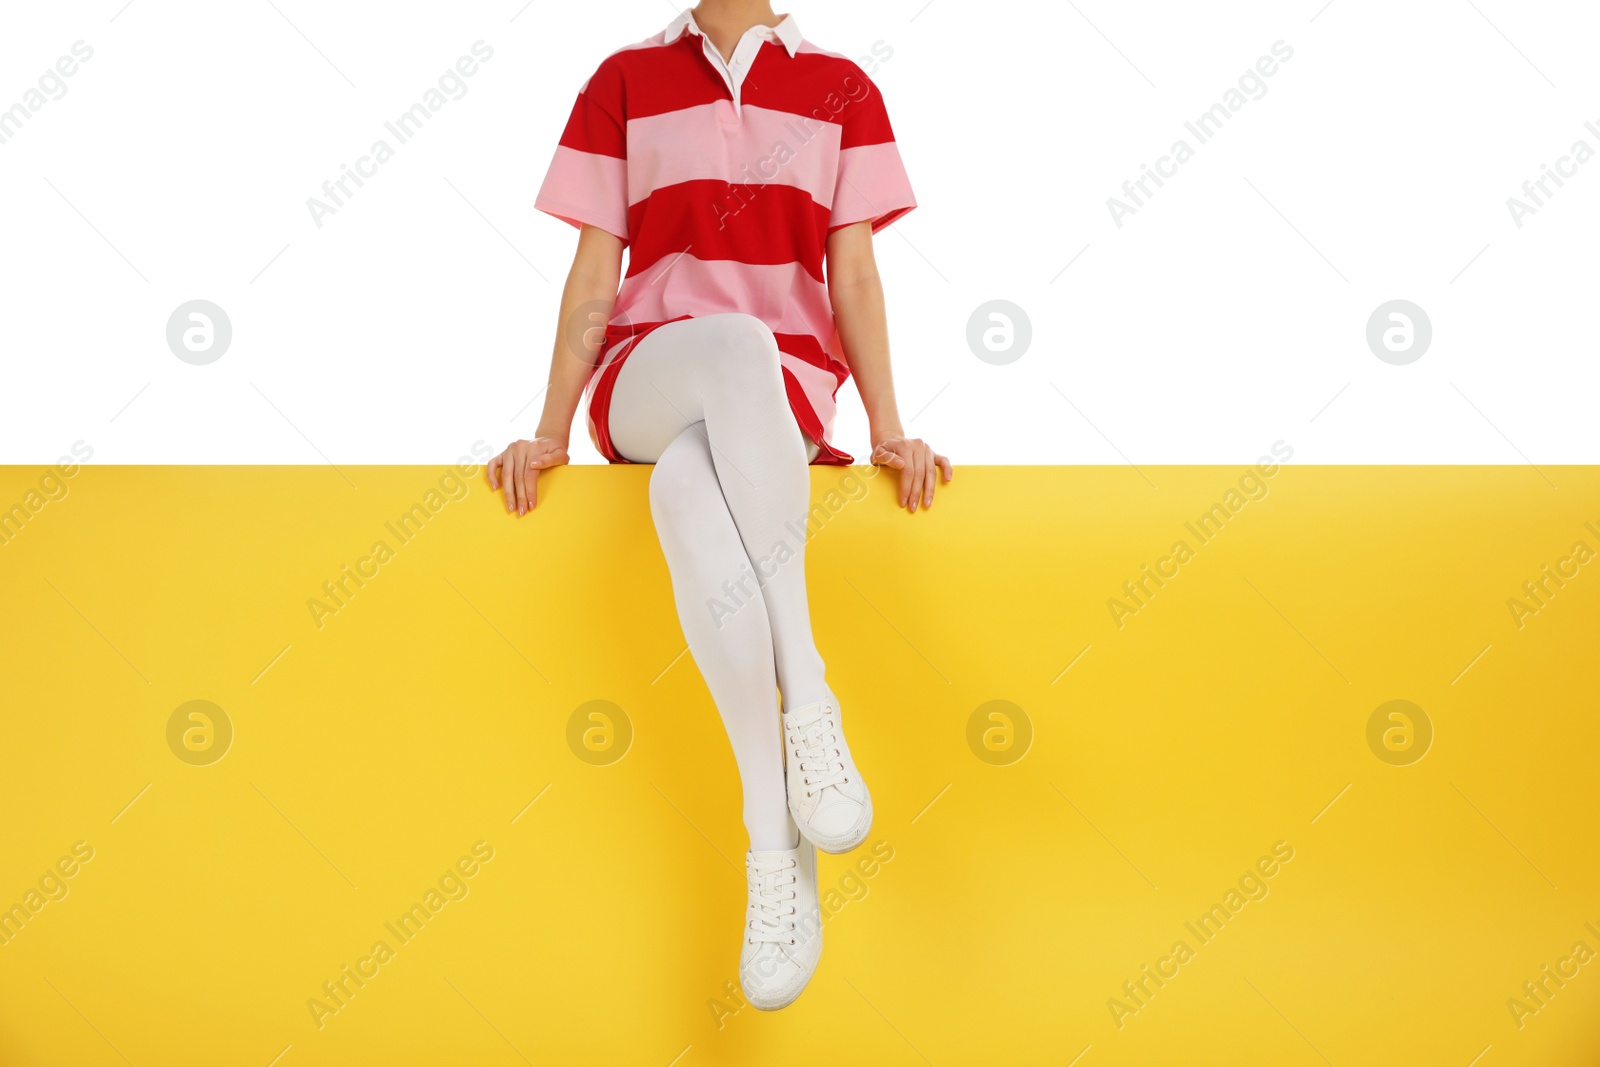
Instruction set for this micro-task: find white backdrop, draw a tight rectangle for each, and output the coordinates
[1,0,1595,465]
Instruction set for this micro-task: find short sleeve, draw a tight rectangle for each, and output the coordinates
[828,71,916,234]
[535,58,630,243]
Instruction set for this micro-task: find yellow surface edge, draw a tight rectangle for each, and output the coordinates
[1,464,1597,1066]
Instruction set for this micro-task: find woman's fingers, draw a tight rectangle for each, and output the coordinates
[511,444,529,516]
[488,439,569,517]
[530,443,568,470]
[872,439,952,515]
[504,445,518,513]
[874,442,918,508]
[499,451,519,512]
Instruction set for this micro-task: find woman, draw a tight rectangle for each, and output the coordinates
[488,0,951,1010]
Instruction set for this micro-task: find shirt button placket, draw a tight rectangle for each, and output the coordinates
[702,38,741,123]
[729,35,765,119]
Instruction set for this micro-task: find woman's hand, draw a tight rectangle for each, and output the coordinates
[487,436,570,516]
[870,436,953,514]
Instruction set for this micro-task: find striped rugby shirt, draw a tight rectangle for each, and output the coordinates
[535,8,917,465]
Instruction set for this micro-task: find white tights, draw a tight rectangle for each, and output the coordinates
[608,313,830,852]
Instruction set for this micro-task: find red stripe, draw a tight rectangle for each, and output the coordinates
[772,332,847,385]
[557,95,626,158]
[827,204,914,236]
[597,38,887,137]
[782,366,853,465]
[813,438,854,465]
[588,316,692,463]
[561,55,629,157]
[600,38,729,118]
[776,332,853,466]
[836,89,895,150]
[586,353,629,463]
[746,55,874,126]
[626,181,830,282]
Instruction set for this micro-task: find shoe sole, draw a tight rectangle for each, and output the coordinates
[747,985,809,1011]
[742,946,821,1010]
[795,781,873,855]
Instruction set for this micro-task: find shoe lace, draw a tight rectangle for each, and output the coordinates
[789,707,848,796]
[747,855,799,947]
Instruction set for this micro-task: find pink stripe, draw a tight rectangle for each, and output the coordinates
[625,103,842,208]
[614,254,834,343]
[829,141,915,230]
[535,145,629,239]
[795,41,850,61]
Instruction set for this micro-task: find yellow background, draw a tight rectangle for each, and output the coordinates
[1,463,1597,1066]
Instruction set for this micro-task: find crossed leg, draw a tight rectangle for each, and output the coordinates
[608,313,830,851]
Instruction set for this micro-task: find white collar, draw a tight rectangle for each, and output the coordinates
[665,7,803,58]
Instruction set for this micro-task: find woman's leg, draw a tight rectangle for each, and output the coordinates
[609,313,831,709]
[644,424,793,850]
[608,313,830,850]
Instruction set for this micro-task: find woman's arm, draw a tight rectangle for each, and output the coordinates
[826,220,952,513]
[488,223,625,515]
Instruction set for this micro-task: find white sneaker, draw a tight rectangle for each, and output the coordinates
[739,838,822,1011]
[783,698,873,853]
